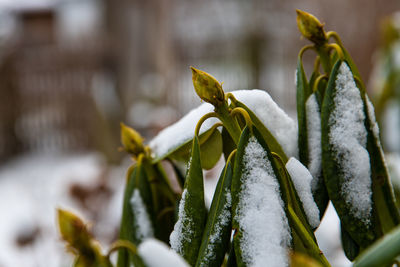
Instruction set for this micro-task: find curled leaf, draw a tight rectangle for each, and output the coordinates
[169,136,207,265]
[321,60,376,246]
[196,158,233,267]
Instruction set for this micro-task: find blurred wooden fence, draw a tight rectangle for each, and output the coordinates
[0,41,109,161]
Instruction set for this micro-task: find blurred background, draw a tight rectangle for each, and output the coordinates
[0,0,399,266]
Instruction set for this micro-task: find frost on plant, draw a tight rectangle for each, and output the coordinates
[149,89,298,160]
[285,157,320,228]
[232,90,298,158]
[235,136,291,267]
[169,189,193,254]
[329,62,372,224]
[58,10,400,267]
[149,103,217,158]
[130,189,154,242]
[200,189,231,266]
[138,238,189,267]
[306,93,322,191]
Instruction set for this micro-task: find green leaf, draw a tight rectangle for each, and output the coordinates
[296,54,312,166]
[270,150,329,265]
[231,126,296,266]
[198,127,223,170]
[117,166,136,267]
[196,160,233,267]
[170,136,207,265]
[337,44,363,86]
[353,224,400,267]
[290,252,324,267]
[222,127,236,162]
[226,242,237,267]
[271,154,315,236]
[296,58,329,220]
[230,126,250,266]
[117,160,154,267]
[341,224,360,261]
[362,95,400,234]
[321,60,376,247]
[141,160,177,244]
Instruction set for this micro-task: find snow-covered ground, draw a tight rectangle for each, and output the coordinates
[0,152,350,267]
[0,152,127,267]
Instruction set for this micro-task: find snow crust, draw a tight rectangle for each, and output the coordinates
[365,95,380,140]
[138,238,189,267]
[329,62,372,224]
[149,89,298,159]
[169,189,193,254]
[0,153,124,267]
[235,137,291,267]
[149,103,217,159]
[285,157,320,228]
[231,90,298,158]
[200,189,231,266]
[306,93,322,191]
[130,189,154,242]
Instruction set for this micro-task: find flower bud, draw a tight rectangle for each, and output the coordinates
[191,67,225,107]
[120,123,145,156]
[296,10,327,46]
[57,209,92,252]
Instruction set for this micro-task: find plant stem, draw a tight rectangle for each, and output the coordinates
[215,101,242,144]
[108,240,138,257]
[316,45,332,74]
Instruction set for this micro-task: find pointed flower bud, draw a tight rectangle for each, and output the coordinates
[120,123,144,156]
[57,209,92,252]
[296,9,327,46]
[191,67,225,107]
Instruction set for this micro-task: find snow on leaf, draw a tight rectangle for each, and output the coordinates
[149,90,298,160]
[306,93,322,191]
[130,189,154,242]
[235,136,291,267]
[329,62,372,224]
[285,157,320,228]
[138,238,189,267]
[169,189,193,254]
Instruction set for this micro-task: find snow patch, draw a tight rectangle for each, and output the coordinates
[149,90,298,160]
[365,95,380,140]
[149,103,217,158]
[329,62,372,224]
[235,137,291,267]
[130,189,154,242]
[285,157,320,228]
[232,90,298,158]
[306,93,322,191]
[169,189,193,254]
[200,189,231,266]
[138,238,189,267]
